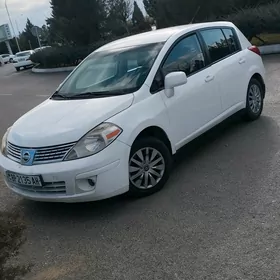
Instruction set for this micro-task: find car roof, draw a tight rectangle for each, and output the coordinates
[97,21,235,52]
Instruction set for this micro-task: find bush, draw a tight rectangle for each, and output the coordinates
[224,2,280,41]
[30,45,95,68]
[0,211,29,280]
[30,35,130,69]
[30,32,143,69]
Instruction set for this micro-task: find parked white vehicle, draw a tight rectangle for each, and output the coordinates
[0,21,266,203]
[0,54,15,64]
[0,55,4,66]
[13,50,34,71]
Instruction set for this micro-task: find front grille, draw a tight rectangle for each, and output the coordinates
[10,181,66,194]
[7,142,76,165]
[7,142,21,162]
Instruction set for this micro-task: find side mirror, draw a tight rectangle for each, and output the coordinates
[164,71,187,98]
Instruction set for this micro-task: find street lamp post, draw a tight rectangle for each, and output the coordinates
[5,0,21,52]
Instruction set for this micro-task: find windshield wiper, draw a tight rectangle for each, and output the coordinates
[51,92,72,100]
[68,91,129,99]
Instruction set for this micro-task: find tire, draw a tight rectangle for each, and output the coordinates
[16,67,20,72]
[9,58,13,63]
[242,78,264,121]
[128,137,172,197]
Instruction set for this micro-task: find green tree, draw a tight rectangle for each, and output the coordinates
[143,0,273,28]
[48,0,107,46]
[106,0,131,36]
[17,18,39,50]
[40,24,51,46]
[23,18,38,49]
[132,1,150,32]
[143,0,157,19]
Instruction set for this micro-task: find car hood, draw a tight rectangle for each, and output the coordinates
[8,94,134,147]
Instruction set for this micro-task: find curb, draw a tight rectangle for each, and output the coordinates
[259,44,280,55]
[32,65,76,73]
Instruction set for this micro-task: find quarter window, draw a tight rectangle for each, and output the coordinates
[162,34,206,77]
[200,29,231,63]
[222,28,240,53]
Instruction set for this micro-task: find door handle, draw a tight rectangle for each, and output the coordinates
[205,75,214,83]
[239,58,246,64]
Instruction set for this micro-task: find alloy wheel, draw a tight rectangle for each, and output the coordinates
[248,84,262,114]
[129,147,165,189]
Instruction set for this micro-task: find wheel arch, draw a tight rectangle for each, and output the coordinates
[131,126,174,155]
[251,73,266,98]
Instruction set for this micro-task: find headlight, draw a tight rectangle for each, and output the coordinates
[64,123,122,161]
[1,127,11,155]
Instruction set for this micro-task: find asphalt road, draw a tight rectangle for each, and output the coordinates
[1,57,280,280]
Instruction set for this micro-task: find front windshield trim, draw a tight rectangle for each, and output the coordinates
[54,42,164,99]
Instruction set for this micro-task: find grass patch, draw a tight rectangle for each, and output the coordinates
[251,33,280,46]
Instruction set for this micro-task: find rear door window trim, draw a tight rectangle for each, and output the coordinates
[197,26,242,66]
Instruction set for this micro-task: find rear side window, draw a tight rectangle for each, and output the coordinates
[200,29,231,63]
[162,34,205,77]
[222,28,240,53]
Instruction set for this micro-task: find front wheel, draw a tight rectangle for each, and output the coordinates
[242,78,264,121]
[9,58,13,63]
[128,137,172,197]
[16,67,20,72]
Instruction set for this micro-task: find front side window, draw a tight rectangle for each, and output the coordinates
[162,34,206,77]
[55,43,164,99]
[200,29,231,63]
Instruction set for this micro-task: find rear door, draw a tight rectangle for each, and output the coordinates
[199,28,248,111]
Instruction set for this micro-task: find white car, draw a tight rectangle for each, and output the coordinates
[13,50,34,71]
[0,55,4,66]
[0,54,15,64]
[0,21,266,203]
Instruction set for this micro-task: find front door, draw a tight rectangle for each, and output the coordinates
[157,33,222,149]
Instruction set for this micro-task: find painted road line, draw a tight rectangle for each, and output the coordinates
[0,94,12,96]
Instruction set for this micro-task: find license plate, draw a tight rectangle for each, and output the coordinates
[18,58,25,62]
[6,171,43,187]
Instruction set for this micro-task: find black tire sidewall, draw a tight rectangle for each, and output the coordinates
[244,78,264,121]
[128,137,172,197]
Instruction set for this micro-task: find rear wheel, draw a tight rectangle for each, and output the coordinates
[9,58,13,63]
[243,78,264,121]
[128,137,172,197]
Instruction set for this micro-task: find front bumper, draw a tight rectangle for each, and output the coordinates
[0,140,130,203]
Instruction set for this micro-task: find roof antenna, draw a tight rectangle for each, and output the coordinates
[190,6,201,24]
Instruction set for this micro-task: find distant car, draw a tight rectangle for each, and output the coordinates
[0,54,15,64]
[34,46,51,52]
[13,50,35,72]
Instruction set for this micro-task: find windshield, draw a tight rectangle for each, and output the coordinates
[56,43,164,98]
[16,51,31,57]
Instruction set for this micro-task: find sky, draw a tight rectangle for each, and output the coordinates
[0,0,145,36]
